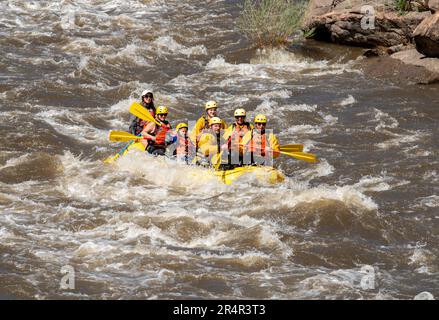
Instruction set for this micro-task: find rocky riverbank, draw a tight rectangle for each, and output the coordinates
[303,0,439,84]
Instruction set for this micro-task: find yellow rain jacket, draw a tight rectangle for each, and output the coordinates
[190,115,227,146]
[198,131,222,159]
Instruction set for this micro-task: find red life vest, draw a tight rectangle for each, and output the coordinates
[150,120,170,147]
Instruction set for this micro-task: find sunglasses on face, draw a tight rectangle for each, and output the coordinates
[158,113,167,116]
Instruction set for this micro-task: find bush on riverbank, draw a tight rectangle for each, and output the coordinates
[237,0,308,47]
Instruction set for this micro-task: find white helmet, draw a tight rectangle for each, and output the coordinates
[141,89,153,97]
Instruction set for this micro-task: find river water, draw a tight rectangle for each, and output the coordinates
[0,0,438,299]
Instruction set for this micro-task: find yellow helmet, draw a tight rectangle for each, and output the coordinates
[234,108,246,117]
[156,106,168,115]
[176,122,188,131]
[208,117,223,126]
[254,114,267,124]
[205,100,217,110]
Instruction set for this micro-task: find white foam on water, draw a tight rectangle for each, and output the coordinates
[296,268,367,299]
[415,195,439,208]
[409,248,436,274]
[106,42,151,66]
[0,153,34,171]
[294,159,334,181]
[293,185,379,211]
[376,131,426,149]
[353,174,409,193]
[254,100,318,118]
[152,36,207,57]
[33,107,109,145]
[251,48,329,70]
[115,151,225,192]
[422,170,439,183]
[206,55,269,78]
[61,38,102,54]
[287,125,322,135]
[306,58,362,77]
[339,95,356,106]
[78,56,90,72]
[373,108,399,131]
[413,292,435,300]
[73,241,117,258]
[205,49,356,80]
[286,103,318,112]
[0,227,15,240]
[259,89,291,100]
[321,113,338,125]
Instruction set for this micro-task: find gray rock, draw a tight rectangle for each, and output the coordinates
[392,48,439,74]
[359,51,439,84]
[429,0,439,12]
[413,12,439,57]
[386,44,406,54]
[304,0,432,47]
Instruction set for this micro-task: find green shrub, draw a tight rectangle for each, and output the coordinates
[237,0,309,48]
[394,0,412,14]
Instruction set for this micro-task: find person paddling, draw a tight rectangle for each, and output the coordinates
[241,114,280,166]
[221,108,253,167]
[190,100,227,146]
[140,106,172,156]
[129,90,155,135]
[197,117,225,167]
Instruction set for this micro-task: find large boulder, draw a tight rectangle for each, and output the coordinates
[429,0,439,12]
[391,49,439,83]
[304,0,431,48]
[359,49,439,84]
[413,12,439,57]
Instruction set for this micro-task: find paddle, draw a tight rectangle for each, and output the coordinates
[242,144,317,163]
[211,151,223,170]
[280,144,304,153]
[109,130,142,143]
[104,132,143,164]
[279,150,317,163]
[129,101,161,126]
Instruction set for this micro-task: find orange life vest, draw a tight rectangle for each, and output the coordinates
[228,122,251,150]
[248,129,268,156]
[149,120,170,147]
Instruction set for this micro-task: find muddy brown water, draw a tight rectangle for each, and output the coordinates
[0,0,438,299]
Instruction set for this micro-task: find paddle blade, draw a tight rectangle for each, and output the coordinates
[280,144,304,153]
[281,151,317,163]
[129,101,159,125]
[109,130,138,142]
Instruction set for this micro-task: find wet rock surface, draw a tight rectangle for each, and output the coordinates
[413,12,439,57]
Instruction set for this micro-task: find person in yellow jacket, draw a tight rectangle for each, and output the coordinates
[222,108,254,167]
[190,100,227,146]
[241,114,280,166]
[197,117,225,167]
